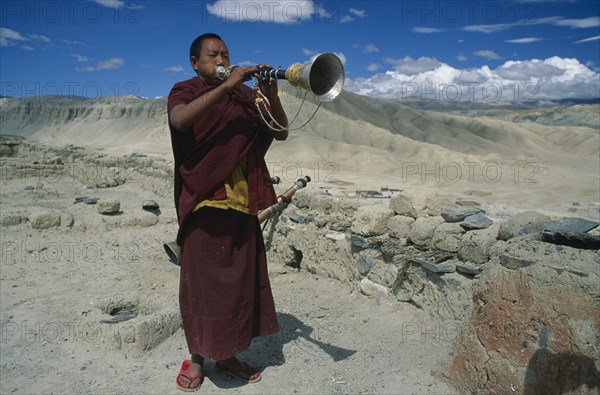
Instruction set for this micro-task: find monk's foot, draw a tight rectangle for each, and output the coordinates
[216,357,261,383]
[175,358,204,392]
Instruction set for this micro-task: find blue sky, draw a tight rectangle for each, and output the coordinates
[1,0,599,102]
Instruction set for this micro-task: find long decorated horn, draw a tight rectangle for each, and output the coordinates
[215,53,345,102]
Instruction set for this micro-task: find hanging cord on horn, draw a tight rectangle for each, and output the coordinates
[254,82,322,132]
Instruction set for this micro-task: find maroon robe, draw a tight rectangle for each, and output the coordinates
[168,77,277,244]
[168,77,279,360]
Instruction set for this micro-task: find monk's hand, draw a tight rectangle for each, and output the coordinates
[255,64,279,104]
[222,66,255,92]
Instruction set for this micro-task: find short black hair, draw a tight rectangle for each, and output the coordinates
[189,33,223,58]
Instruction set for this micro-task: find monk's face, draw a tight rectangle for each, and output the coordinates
[191,38,230,84]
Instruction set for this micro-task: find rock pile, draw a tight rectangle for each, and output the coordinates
[264,187,599,393]
[0,136,173,197]
[266,188,506,321]
[0,137,166,231]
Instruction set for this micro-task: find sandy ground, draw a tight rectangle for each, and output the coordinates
[0,167,457,394]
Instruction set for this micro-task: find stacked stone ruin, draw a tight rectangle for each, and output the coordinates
[264,187,600,393]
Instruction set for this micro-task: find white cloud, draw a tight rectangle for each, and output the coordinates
[506,37,543,44]
[94,1,143,10]
[385,56,443,75]
[367,63,382,72]
[345,56,600,102]
[206,0,314,24]
[363,43,379,53]
[457,69,489,83]
[496,60,564,80]
[339,7,366,23]
[302,48,318,56]
[413,27,446,34]
[77,58,124,72]
[463,23,513,34]
[162,65,184,73]
[63,39,85,46]
[457,55,468,61]
[71,54,88,62]
[314,4,333,19]
[96,58,124,70]
[463,16,600,35]
[349,8,366,18]
[29,34,50,43]
[554,16,600,29]
[94,0,124,8]
[0,28,52,48]
[575,35,600,43]
[475,50,501,60]
[353,43,379,53]
[0,27,29,47]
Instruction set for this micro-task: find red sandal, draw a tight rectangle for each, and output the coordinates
[176,359,203,392]
[216,359,262,383]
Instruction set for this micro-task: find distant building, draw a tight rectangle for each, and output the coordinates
[381,187,402,198]
[356,190,382,198]
[356,187,402,199]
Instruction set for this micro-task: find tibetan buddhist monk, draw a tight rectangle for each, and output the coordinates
[167,33,288,392]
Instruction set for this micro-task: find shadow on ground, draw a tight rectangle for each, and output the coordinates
[208,312,357,389]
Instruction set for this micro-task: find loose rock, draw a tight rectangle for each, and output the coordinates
[28,211,60,229]
[351,205,395,237]
[539,230,600,250]
[97,199,120,214]
[408,216,445,247]
[459,213,493,230]
[360,278,388,297]
[432,222,465,253]
[441,209,481,223]
[389,189,442,219]
[142,200,160,211]
[411,257,456,274]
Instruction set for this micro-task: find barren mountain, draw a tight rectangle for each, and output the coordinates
[1,89,598,214]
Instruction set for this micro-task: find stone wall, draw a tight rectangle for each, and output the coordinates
[263,186,600,394]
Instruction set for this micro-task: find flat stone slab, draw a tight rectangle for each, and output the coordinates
[455,262,482,275]
[499,254,536,270]
[552,217,599,234]
[74,196,98,204]
[500,214,599,241]
[441,209,481,223]
[347,234,381,249]
[459,213,493,230]
[539,230,600,250]
[411,257,456,274]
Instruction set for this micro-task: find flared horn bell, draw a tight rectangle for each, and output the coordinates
[217,53,345,102]
[285,53,345,102]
